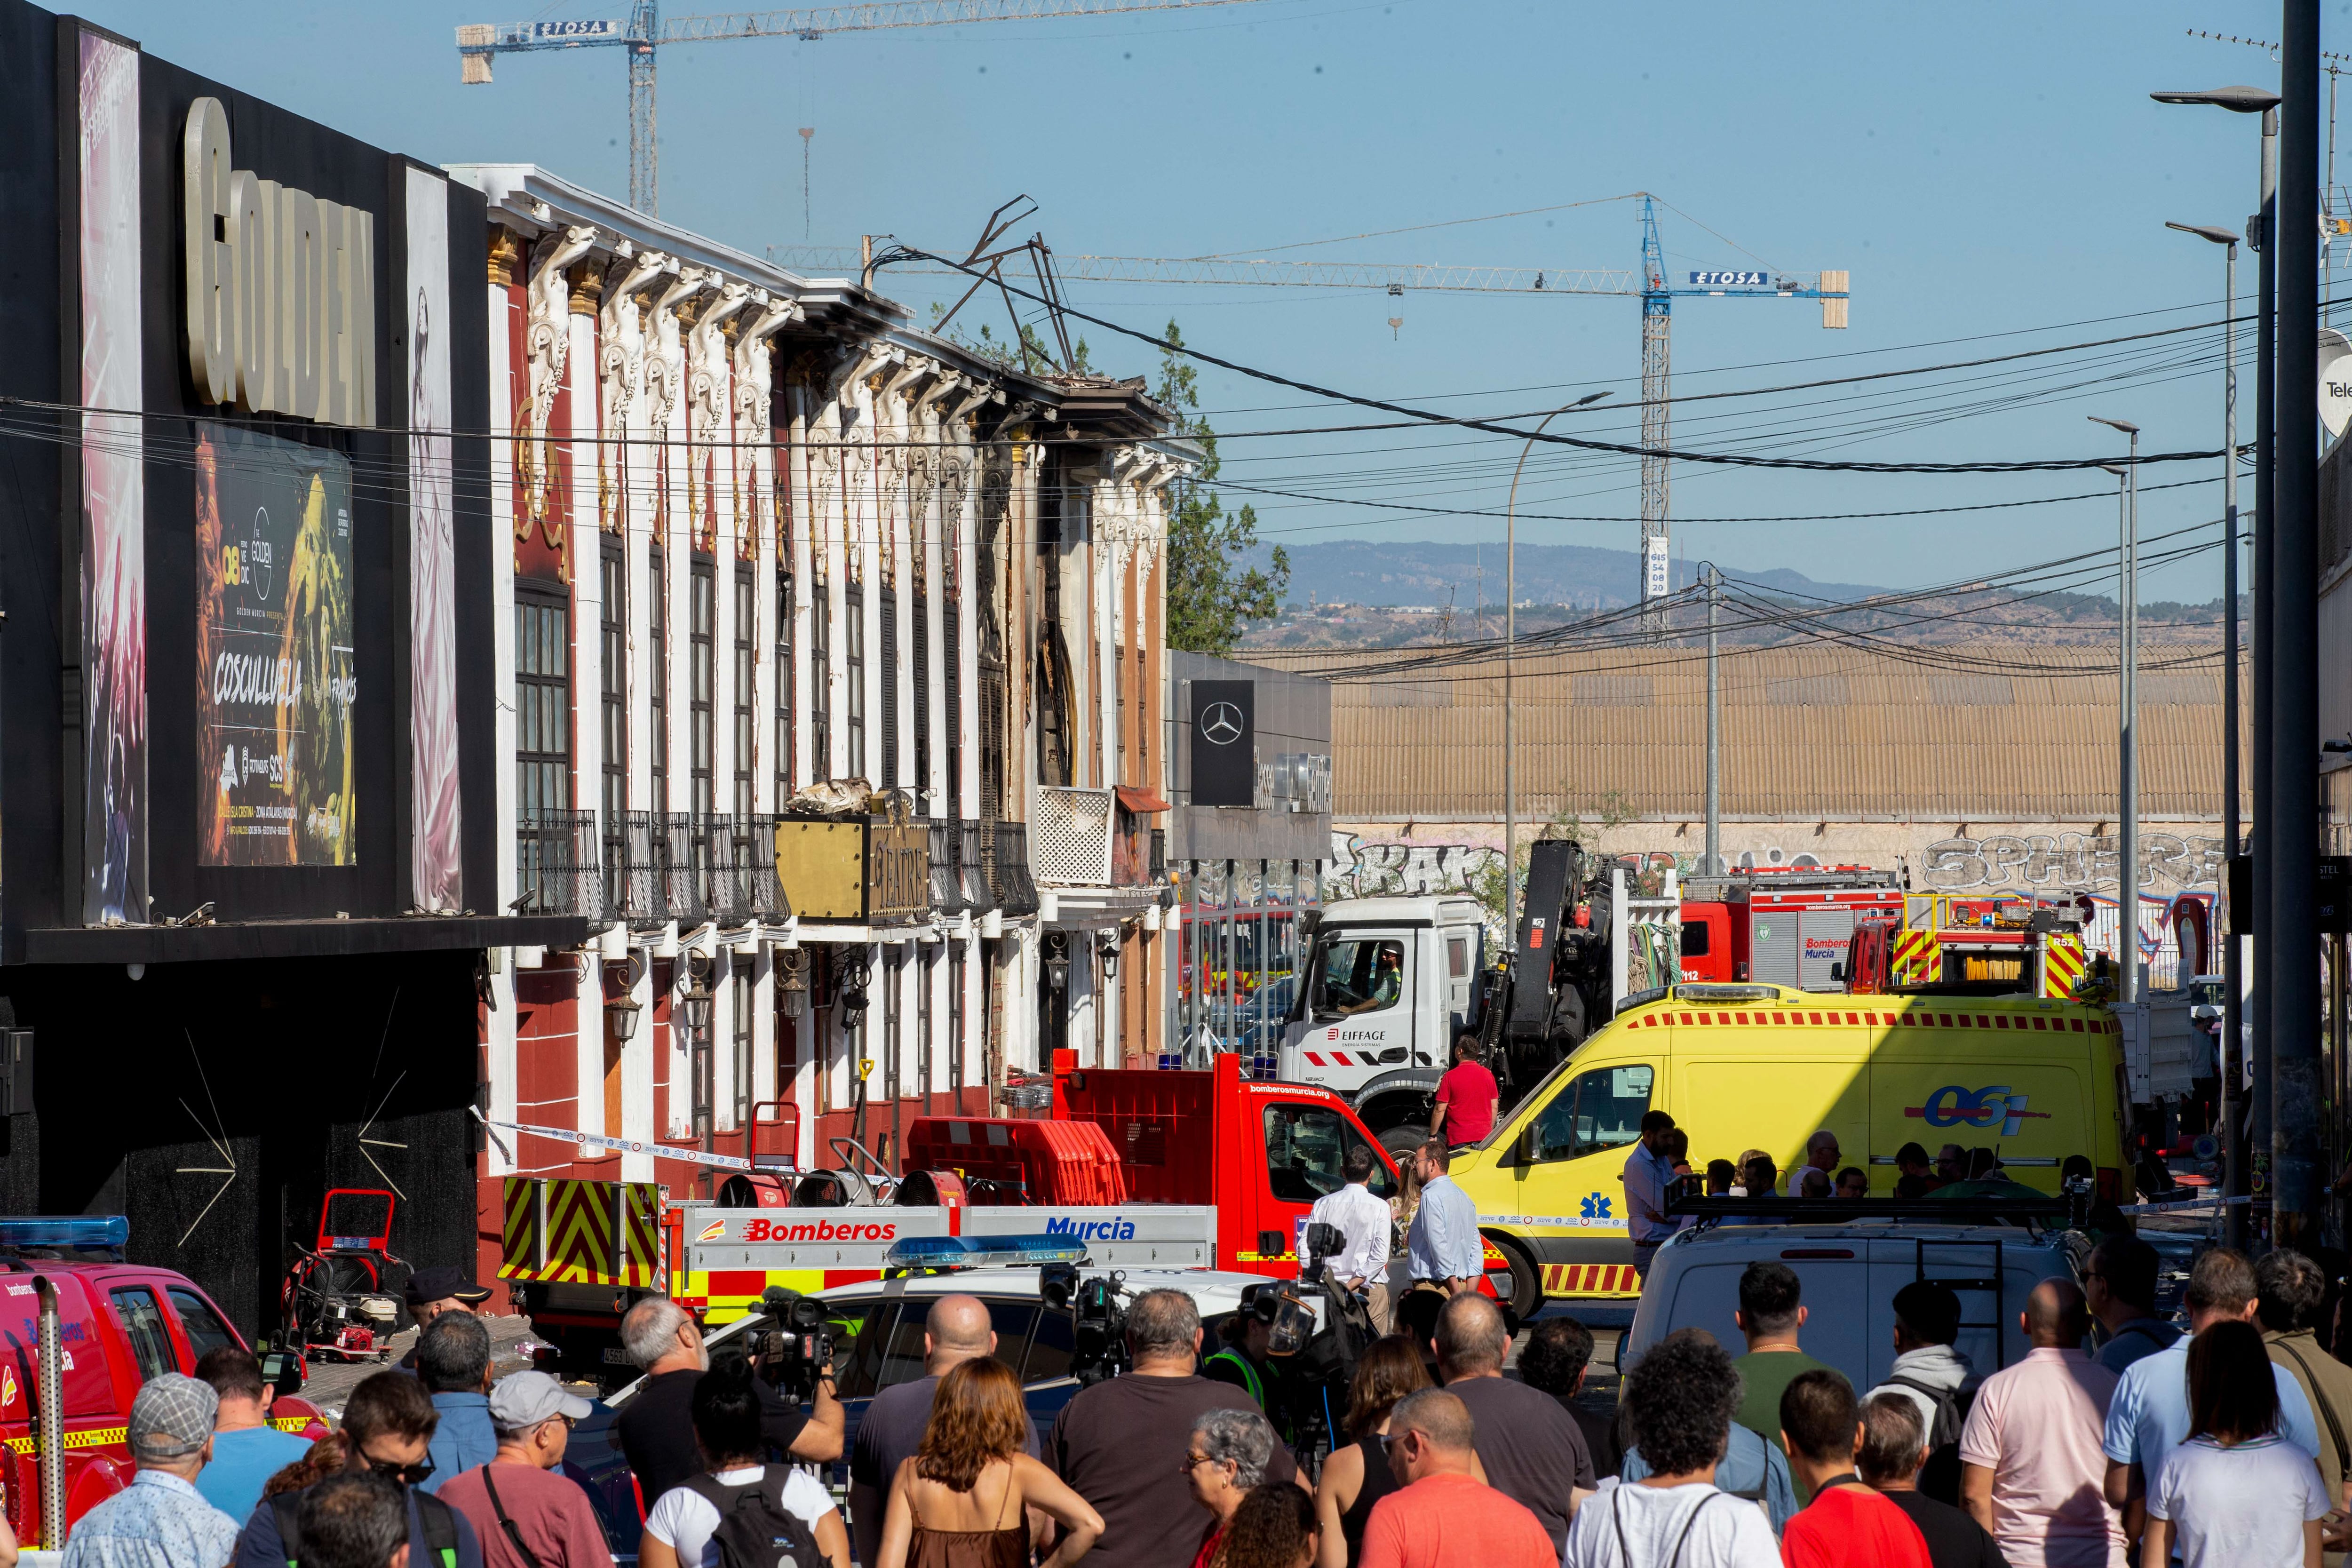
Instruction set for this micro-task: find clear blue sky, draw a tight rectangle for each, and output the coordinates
[78,0,2340,600]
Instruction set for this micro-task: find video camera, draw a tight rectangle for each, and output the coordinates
[753,1286,834,1399]
[1259,1223,1378,1460]
[1043,1261,1130,1386]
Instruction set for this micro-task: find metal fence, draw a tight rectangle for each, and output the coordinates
[516,808,604,919]
[988,820,1041,916]
[929,821,967,916]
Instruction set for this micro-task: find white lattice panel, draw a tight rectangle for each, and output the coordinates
[1030,786,1115,886]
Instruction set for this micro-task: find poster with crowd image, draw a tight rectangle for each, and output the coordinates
[194,424,358,865]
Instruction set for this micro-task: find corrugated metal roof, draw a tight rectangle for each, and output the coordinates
[1245,642,2244,821]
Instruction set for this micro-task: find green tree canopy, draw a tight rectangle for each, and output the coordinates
[1156,322,1288,653]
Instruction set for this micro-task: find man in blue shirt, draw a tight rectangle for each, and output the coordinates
[1621,1110,1682,1272]
[414,1312,498,1493]
[193,1347,311,1524]
[238,1371,485,1568]
[2084,1235,2183,1374]
[2102,1247,2322,1557]
[1405,1138,1484,1293]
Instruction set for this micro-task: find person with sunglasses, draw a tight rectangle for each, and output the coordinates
[436,1373,606,1568]
[236,1371,485,1568]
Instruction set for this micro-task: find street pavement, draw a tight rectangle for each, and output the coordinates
[294,1312,543,1417]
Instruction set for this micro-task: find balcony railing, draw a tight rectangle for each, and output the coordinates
[616,811,672,928]
[986,820,1040,916]
[741,815,790,922]
[1030,785,1116,886]
[959,819,995,914]
[663,814,704,925]
[929,820,967,916]
[701,814,752,927]
[515,808,605,920]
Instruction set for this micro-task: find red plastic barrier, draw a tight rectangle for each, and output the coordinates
[902,1116,1131,1206]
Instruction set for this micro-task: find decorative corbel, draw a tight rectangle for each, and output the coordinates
[597,247,672,534]
[518,224,597,553]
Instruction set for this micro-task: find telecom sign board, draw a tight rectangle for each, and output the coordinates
[1642,537,1671,601]
[1190,680,1256,808]
[1690,271,1769,287]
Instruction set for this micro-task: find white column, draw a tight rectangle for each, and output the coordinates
[485,963,519,1178]
[620,955,655,1181]
[956,456,980,820]
[490,283,519,915]
[1096,484,1118,796]
[925,462,947,818]
[666,385,691,814]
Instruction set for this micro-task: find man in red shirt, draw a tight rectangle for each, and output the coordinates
[1780,1369,1933,1568]
[1430,1036,1500,1148]
[1358,1387,1555,1568]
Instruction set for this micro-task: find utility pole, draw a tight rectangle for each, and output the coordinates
[2225,232,2247,1249]
[1705,563,1721,878]
[2257,101,2280,1198]
[2093,419,2143,1003]
[2277,0,2324,1250]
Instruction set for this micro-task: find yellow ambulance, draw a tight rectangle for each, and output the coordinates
[1451,981,2131,1317]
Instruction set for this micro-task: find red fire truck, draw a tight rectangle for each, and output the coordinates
[1677,868,1905,990]
[0,1217,327,1549]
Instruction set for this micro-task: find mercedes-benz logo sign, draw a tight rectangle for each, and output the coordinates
[1199,702,1245,745]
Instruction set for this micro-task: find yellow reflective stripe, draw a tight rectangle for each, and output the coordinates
[269,1417,320,1433]
[4,1425,127,1455]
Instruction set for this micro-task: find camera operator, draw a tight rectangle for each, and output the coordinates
[1047,1289,1300,1568]
[847,1295,1039,1568]
[614,1297,843,1506]
[1204,1301,1285,1425]
[1304,1145,1398,1334]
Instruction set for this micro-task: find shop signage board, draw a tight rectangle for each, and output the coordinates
[1190,680,1255,807]
[194,424,357,865]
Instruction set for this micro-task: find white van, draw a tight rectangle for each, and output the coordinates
[1618,1219,2090,1393]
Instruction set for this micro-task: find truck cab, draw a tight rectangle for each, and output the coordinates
[1278,895,1489,1152]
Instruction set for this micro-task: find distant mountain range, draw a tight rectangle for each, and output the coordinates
[1268,539,1886,610]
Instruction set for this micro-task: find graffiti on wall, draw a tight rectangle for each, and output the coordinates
[1918,833,2224,893]
[1326,830,1501,898]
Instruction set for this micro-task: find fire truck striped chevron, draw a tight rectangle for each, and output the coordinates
[500,1177,662,1286]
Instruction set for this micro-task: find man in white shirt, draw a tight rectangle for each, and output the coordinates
[1783,1129,1842,1197]
[1305,1143,1397,1330]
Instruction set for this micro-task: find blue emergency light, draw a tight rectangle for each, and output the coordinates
[0,1216,129,1255]
[883,1234,1089,1270]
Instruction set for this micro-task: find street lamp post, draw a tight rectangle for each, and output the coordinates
[2165,218,2246,1242]
[2092,420,2143,1004]
[1502,390,1609,942]
[2151,82,2279,1229]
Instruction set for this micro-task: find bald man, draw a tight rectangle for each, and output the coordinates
[1955,1278,2126,1568]
[1430,1293,1594,1555]
[848,1294,1036,1568]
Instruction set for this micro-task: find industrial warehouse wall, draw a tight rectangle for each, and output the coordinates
[1250,644,2246,825]
[0,952,480,1340]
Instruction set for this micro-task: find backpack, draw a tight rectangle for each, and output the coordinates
[276,1486,461,1568]
[1882,1375,1971,1505]
[681,1468,826,1568]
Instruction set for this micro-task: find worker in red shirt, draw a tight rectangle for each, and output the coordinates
[1430,1035,1500,1149]
[1779,1369,1932,1568]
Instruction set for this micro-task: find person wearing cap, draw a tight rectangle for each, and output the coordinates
[62,1372,238,1568]
[435,1374,611,1568]
[399,1267,494,1372]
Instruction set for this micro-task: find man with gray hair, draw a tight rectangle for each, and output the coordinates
[613,1294,842,1507]
[2257,1249,2352,1535]
[1047,1288,1298,1568]
[292,1475,411,1568]
[62,1372,239,1568]
[414,1313,496,1494]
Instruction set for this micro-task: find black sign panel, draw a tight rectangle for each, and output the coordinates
[1190,680,1256,807]
[2229,853,2253,935]
[2320,856,2352,935]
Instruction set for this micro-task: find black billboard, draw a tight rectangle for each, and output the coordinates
[1191,680,1256,807]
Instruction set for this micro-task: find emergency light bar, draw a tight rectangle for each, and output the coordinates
[883,1234,1089,1270]
[1674,984,1781,1003]
[0,1215,129,1255]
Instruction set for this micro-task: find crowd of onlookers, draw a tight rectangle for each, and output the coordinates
[31,1183,2352,1568]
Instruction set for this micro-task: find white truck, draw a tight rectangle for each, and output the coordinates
[1278,848,1683,1152]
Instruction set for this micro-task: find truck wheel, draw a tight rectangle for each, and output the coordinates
[1491,1237,1543,1322]
[1378,1125,1426,1162]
